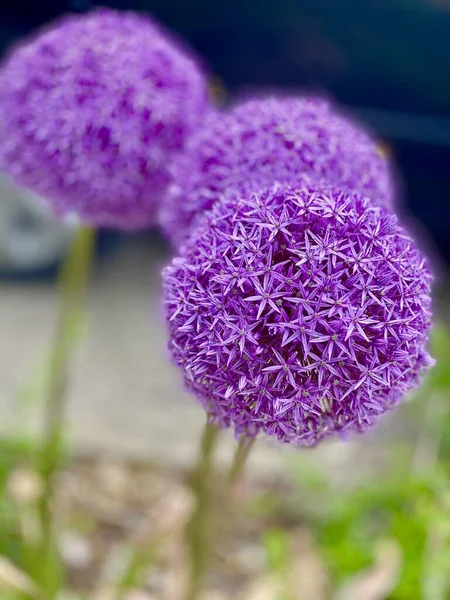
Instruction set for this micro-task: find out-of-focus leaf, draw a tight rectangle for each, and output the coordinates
[262,528,292,600]
[263,528,290,575]
[287,529,330,600]
[335,539,402,600]
[423,325,450,390]
[0,555,41,599]
[421,487,450,600]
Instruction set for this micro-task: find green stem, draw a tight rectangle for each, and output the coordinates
[185,421,220,600]
[228,437,254,495]
[114,542,159,599]
[38,226,95,596]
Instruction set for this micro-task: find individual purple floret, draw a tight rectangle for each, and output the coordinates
[160,96,396,247]
[163,182,432,446]
[0,8,210,229]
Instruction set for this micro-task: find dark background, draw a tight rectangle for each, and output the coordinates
[2,0,450,260]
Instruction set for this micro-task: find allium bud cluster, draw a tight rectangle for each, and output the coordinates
[161,96,395,247]
[0,8,209,229]
[163,183,433,445]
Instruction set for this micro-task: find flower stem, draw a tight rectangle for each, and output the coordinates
[228,437,254,495]
[185,421,220,600]
[37,226,95,594]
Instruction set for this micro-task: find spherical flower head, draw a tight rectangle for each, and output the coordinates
[0,8,210,229]
[161,96,396,246]
[163,183,433,446]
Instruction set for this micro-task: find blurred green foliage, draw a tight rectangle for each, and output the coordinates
[318,470,450,599]
[263,528,294,600]
[288,324,450,599]
[0,438,30,562]
[1,325,450,599]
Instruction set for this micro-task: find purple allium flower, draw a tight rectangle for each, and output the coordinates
[160,96,396,247]
[0,8,210,229]
[163,182,432,446]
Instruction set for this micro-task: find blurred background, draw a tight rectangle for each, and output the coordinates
[0,1,450,599]
[1,0,450,269]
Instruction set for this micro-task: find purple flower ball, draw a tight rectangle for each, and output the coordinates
[0,8,210,229]
[160,96,396,247]
[163,182,433,446]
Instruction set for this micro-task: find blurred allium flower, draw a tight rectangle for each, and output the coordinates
[160,96,396,246]
[163,183,432,446]
[0,8,209,229]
